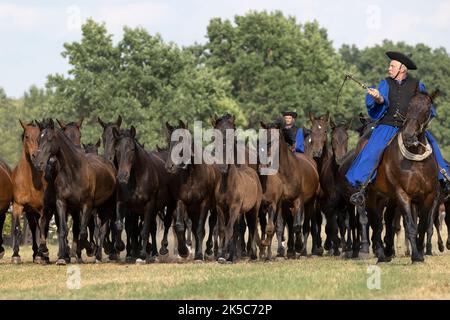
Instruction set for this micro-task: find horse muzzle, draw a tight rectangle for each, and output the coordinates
[117,172,130,185]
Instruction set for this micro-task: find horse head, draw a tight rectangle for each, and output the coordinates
[57,117,83,147]
[402,90,439,148]
[19,119,41,163]
[32,118,59,171]
[165,120,190,174]
[114,125,137,185]
[212,113,236,174]
[98,115,122,164]
[83,139,101,155]
[330,118,351,165]
[309,111,329,159]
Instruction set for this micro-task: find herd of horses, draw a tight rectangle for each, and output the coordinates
[0,88,449,265]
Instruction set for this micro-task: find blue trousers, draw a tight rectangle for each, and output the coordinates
[346,124,449,187]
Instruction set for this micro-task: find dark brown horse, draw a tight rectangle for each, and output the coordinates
[214,114,262,263]
[32,119,116,265]
[113,126,160,263]
[260,118,319,258]
[0,157,13,259]
[318,119,351,256]
[355,90,440,263]
[165,120,220,261]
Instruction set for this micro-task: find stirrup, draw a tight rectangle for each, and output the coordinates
[350,188,366,207]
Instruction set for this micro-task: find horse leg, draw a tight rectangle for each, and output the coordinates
[398,194,423,263]
[285,210,296,259]
[216,206,226,261]
[94,213,104,263]
[38,211,50,263]
[262,205,276,260]
[137,200,156,263]
[383,204,396,258]
[258,206,267,259]
[115,201,126,252]
[293,200,305,257]
[205,208,217,258]
[185,217,193,254]
[344,208,353,258]
[160,205,175,256]
[55,199,69,265]
[174,200,189,258]
[219,206,239,263]
[246,206,260,261]
[0,211,6,259]
[434,209,444,253]
[276,208,286,258]
[193,202,208,261]
[445,200,450,250]
[357,204,370,258]
[11,203,24,264]
[310,202,323,256]
[26,212,39,263]
[425,194,440,256]
[79,203,94,260]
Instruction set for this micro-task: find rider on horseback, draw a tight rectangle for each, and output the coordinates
[282,110,305,153]
[346,51,450,206]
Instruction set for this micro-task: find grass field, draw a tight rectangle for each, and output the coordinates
[0,228,449,300]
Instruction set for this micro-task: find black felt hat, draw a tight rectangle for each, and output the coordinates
[386,51,417,70]
[282,111,298,118]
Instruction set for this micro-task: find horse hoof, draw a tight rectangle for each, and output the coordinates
[125,256,135,264]
[135,258,146,265]
[438,242,444,253]
[33,256,42,264]
[159,247,169,256]
[56,259,66,266]
[95,259,102,264]
[275,256,285,262]
[11,256,22,264]
[446,240,450,251]
[217,257,227,264]
[194,259,204,264]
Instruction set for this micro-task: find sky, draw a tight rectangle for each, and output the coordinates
[1,0,449,98]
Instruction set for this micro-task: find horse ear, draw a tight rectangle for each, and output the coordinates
[260,121,267,129]
[77,117,84,129]
[130,125,136,139]
[166,121,173,132]
[210,114,217,127]
[330,119,336,129]
[117,115,122,128]
[324,111,330,122]
[95,139,101,148]
[35,120,43,129]
[156,144,162,152]
[178,119,186,129]
[98,117,106,129]
[49,119,55,129]
[19,119,26,130]
[231,114,235,123]
[112,127,120,139]
[82,143,86,149]
[309,111,314,123]
[430,89,440,103]
[56,119,66,129]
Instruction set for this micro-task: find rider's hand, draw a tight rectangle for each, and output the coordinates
[367,88,384,104]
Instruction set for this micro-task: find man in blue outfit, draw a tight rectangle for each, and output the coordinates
[282,111,304,153]
[346,51,450,206]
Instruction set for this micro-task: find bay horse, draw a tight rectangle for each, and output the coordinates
[260,118,319,259]
[356,89,440,263]
[214,114,262,263]
[83,139,101,155]
[11,120,50,264]
[165,120,220,261]
[0,157,13,259]
[32,119,116,265]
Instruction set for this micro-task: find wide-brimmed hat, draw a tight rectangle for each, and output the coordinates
[386,51,417,70]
